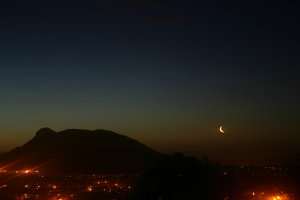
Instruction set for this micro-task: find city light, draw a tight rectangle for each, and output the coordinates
[0,171,135,199]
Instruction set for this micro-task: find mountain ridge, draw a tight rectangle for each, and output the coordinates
[0,128,163,173]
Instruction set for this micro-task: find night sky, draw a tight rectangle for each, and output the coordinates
[0,0,299,165]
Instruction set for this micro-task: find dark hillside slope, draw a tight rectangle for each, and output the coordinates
[0,128,162,173]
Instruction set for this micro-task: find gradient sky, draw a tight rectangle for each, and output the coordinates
[0,0,299,164]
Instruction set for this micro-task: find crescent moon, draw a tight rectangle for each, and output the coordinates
[219,126,225,134]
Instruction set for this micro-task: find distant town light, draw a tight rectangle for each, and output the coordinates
[87,186,93,192]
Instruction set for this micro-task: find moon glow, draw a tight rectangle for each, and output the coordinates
[219,126,225,134]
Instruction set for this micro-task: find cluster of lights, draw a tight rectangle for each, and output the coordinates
[270,196,282,200]
[0,169,40,174]
[250,191,290,200]
[0,171,134,200]
[20,192,72,200]
[0,184,7,189]
[18,169,39,174]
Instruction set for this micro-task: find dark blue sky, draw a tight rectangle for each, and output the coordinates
[0,0,299,164]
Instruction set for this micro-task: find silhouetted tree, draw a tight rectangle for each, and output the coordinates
[296,153,300,167]
[294,153,300,199]
[132,153,223,200]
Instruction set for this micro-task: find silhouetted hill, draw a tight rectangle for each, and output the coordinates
[0,128,162,173]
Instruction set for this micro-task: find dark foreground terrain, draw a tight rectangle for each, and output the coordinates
[0,129,299,200]
[0,154,299,200]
